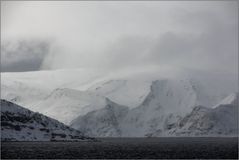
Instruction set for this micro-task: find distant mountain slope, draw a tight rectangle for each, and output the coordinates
[1,69,106,107]
[2,67,234,110]
[119,79,198,137]
[1,99,92,141]
[1,82,47,108]
[71,98,129,137]
[86,67,235,110]
[71,78,229,137]
[213,93,238,108]
[164,93,238,136]
[88,79,151,108]
[169,105,237,136]
[1,68,237,137]
[32,88,108,124]
[70,91,238,137]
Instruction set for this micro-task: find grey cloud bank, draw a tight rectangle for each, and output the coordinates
[1,39,50,72]
[1,1,238,75]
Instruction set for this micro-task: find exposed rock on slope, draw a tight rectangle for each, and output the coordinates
[143,93,238,137]
[70,82,238,137]
[71,78,217,137]
[1,68,237,137]
[1,99,92,141]
[164,93,238,136]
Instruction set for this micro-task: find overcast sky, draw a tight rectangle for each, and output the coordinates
[1,1,238,75]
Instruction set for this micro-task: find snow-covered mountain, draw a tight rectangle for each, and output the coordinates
[77,74,234,137]
[71,98,129,137]
[1,81,47,108]
[31,88,107,124]
[152,93,239,136]
[70,79,238,137]
[2,67,233,109]
[86,67,235,109]
[1,68,237,137]
[1,68,106,107]
[213,93,238,108]
[1,99,92,141]
[88,79,152,108]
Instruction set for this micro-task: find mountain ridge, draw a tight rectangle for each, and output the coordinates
[1,99,93,141]
[1,69,237,137]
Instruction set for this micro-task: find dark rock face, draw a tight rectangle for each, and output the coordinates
[1,99,93,141]
[167,103,238,136]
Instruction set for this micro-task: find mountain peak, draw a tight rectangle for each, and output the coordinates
[213,92,239,108]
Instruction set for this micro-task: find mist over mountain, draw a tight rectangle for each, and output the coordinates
[1,1,238,138]
[1,67,238,137]
[1,39,51,72]
[1,1,237,75]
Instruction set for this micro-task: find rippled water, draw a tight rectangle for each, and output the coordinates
[1,137,238,159]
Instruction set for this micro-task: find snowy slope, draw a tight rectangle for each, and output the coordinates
[1,68,106,107]
[213,93,238,108]
[87,79,228,111]
[69,79,197,136]
[1,68,237,137]
[86,67,233,109]
[88,79,151,108]
[2,67,233,110]
[71,98,129,137]
[70,78,238,137]
[1,82,47,108]
[163,93,238,136]
[30,88,107,125]
[118,79,197,137]
[1,99,92,141]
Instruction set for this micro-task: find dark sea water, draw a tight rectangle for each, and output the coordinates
[1,137,238,159]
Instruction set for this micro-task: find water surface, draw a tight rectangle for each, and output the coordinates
[1,137,238,159]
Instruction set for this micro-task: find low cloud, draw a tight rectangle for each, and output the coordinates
[1,39,50,72]
[1,1,237,75]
